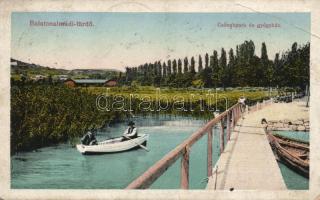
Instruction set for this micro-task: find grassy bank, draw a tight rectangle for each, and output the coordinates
[86,86,274,110]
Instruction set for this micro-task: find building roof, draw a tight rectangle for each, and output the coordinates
[73,79,108,84]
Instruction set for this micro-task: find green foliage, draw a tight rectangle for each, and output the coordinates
[205,53,209,68]
[211,50,219,88]
[11,83,273,153]
[198,55,203,72]
[123,41,309,90]
[192,79,204,88]
[87,86,273,107]
[190,56,196,74]
[10,84,126,153]
[178,59,182,74]
[172,59,177,75]
[199,67,213,88]
[183,57,189,73]
[276,42,310,89]
[219,48,227,89]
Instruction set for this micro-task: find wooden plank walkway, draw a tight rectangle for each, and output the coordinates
[206,102,293,190]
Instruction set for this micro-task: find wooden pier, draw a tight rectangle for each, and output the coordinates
[206,101,309,190]
[126,102,243,189]
[206,103,286,190]
[126,100,307,190]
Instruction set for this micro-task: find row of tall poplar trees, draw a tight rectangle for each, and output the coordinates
[123,40,309,90]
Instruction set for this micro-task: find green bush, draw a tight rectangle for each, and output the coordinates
[10,84,126,153]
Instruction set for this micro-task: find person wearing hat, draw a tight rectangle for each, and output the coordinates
[81,131,97,145]
[122,121,138,141]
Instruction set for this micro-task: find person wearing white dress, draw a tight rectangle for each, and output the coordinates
[238,96,246,113]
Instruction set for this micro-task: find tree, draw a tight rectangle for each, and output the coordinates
[153,61,162,86]
[153,61,158,76]
[205,53,209,68]
[125,67,132,83]
[198,55,203,72]
[199,67,212,87]
[157,61,162,77]
[190,56,196,74]
[233,40,256,86]
[227,48,235,87]
[279,42,309,89]
[183,57,189,73]
[178,59,182,74]
[162,62,167,77]
[211,50,219,88]
[123,40,309,90]
[167,60,172,76]
[299,43,310,89]
[172,59,177,75]
[260,42,269,86]
[145,63,153,85]
[261,42,268,61]
[219,48,227,89]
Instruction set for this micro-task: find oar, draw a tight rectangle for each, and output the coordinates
[123,136,149,152]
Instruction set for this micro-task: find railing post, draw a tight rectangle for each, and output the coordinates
[235,107,237,125]
[126,102,244,190]
[207,128,213,177]
[238,105,240,120]
[180,146,190,189]
[220,119,224,154]
[227,111,231,141]
[234,106,239,122]
[232,109,235,128]
[235,105,239,121]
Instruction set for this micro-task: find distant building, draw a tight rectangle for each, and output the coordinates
[64,79,76,87]
[105,79,117,87]
[31,75,47,81]
[11,61,18,66]
[54,75,69,81]
[64,79,117,87]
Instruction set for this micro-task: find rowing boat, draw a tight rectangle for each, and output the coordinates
[267,133,309,178]
[76,134,149,155]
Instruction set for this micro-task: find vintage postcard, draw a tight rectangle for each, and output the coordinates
[0,0,319,199]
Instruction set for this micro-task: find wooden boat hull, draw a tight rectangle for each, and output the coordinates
[267,133,309,178]
[76,134,149,155]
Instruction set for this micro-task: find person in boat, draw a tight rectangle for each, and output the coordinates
[122,121,138,141]
[81,131,98,145]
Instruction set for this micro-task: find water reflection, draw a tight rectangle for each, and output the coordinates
[11,115,308,189]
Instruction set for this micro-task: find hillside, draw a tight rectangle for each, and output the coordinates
[11,58,68,76]
[11,58,121,80]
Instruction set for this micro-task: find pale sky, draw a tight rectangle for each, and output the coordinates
[11,12,310,71]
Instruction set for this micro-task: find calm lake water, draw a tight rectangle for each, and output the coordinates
[274,130,309,143]
[11,116,309,189]
[274,130,309,190]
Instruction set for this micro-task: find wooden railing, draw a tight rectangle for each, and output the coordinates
[126,103,242,189]
[247,98,273,113]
